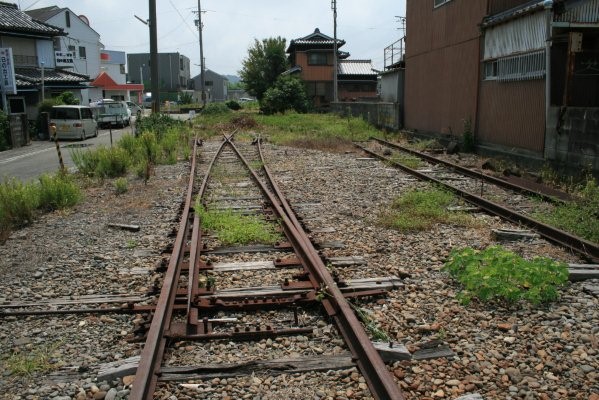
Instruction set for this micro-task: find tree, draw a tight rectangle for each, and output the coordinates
[260,75,309,115]
[239,37,288,101]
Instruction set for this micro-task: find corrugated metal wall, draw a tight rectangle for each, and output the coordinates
[483,12,546,59]
[555,0,599,23]
[404,0,486,136]
[478,79,545,153]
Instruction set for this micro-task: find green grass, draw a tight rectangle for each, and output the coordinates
[380,187,476,231]
[195,203,281,246]
[443,246,569,306]
[5,342,62,377]
[0,174,82,241]
[533,178,599,243]
[390,153,423,169]
[194,111,382,151]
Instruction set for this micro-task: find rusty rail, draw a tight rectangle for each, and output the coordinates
[371,137,568,203]
[356,143,599,262]
[219,137,403,400]
[131,137,403,399]
[130,138,225,399]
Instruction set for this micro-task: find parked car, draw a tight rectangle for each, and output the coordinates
[91,100,131,128]
[126,101,143,118]
[239,97,255,102]
[49,105,98,140]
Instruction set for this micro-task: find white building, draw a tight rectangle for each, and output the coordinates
[26,6,103,104]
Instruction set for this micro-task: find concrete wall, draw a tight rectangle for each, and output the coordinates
[380,69,404,103]
[331,102,401,132]
[545,107,599,173]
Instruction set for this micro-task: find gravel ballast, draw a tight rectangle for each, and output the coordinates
[0,139,597,400]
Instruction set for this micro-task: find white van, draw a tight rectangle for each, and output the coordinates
[92,100,131,128]
[50,105,98,140]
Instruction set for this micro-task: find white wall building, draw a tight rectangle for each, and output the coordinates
[26,6,103,104]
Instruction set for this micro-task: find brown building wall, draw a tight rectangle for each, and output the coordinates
[404,0,487,136]
[478,80,546,153]
[295,52,334,81]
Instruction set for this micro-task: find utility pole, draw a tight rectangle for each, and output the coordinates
[195,0,206,107]
[332,0,338,103]
[149,0,160,113]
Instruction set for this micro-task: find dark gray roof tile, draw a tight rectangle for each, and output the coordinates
[0,2,63,36]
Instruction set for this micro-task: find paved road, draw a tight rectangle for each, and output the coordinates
[0,124,135,182]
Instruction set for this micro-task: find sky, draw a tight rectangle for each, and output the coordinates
[18,0,406,78]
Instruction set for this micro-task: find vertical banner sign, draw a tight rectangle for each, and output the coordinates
[0,48,17,95]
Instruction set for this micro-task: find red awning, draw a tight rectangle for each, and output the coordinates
[92,71,143,91]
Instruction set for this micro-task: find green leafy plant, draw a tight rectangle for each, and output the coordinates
[443,246,569,306]
[380,187,476,231]
[352,305,390,342]
[126,239,137,249]
[194,203,281,246]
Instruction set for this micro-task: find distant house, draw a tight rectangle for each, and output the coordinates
[128,52,191,103]
[405,0,599,172]
[337,60,378,102]
[286,28,377,108]
[0,2,90,119]
[190,69,228,102]
[26,5,102,104]
[92,50,143,103]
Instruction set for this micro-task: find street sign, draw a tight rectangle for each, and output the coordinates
[0,48,16,95]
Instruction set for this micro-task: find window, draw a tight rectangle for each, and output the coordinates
[53,37,61,51]
[434,0,451,7]
[65,11,70,27]
[68,45,75,53]
[485,50,545,82]
[8,98,25,114]
[79,46,86,59]
[484,60,498,80]
[308,52,328,65]
[120,64,125,74]
[205,80,213,86]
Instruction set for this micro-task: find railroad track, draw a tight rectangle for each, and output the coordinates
[129,135,406,399]
[356,138,599,262]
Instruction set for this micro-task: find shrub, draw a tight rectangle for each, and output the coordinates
[0,178,38,229]
[71,146,129,178]
[225,100,241,111]
[37,173,81,211]
[114,177,128,195]
[202,102,231,115]
[260,75,309,115]
[462,118,475,152]
[443,246,569,306]
[179,92,193,105]
[136,113,184,138]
